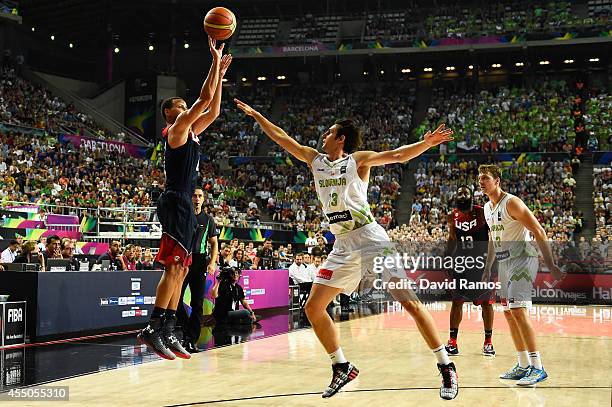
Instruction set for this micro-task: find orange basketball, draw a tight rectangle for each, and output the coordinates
[204,7,236,41]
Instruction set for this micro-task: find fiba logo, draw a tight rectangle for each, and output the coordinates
[8,308,23,322]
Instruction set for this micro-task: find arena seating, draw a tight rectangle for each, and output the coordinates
[414,80,575,154]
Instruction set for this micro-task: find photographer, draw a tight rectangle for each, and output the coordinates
[211,267,256,325]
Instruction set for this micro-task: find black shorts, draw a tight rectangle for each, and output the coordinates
[154,190,197,267]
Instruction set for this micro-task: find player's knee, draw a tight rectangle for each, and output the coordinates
[503,309,513,319]
[304,298,324,320]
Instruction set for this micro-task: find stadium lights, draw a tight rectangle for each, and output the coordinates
[424,67,433,72]
[257,76,267,81]
[277,75,286,80]
[183,42,189,49]
[31,27,35,32]
[468,65,474,69]
[380,70,384,74]
[491,63,502,68]
[241,77,247,82]
[69,43,74,48]
[401,68,411,73]
[515,62,524,67]
[50,35,55,40]
[564,59,574,64]
[539,60,550,65]
[335,73,341,77]
[363,71,368,76]
[445,66,455,71]
[148,44,154,51]
[222,78,228,82]
[114,47,120,53]
[589,58,600,62]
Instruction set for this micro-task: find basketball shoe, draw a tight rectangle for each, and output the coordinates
[137,318,176,360]
[321,362,359,398]
[162,316,191,359]
[445,339,460,356]
[482,342,496,357]
[437,362,459,400]
[516,367,548,386]
[499,365,530,380]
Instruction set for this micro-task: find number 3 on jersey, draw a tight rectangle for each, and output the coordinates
[329,192,338,207]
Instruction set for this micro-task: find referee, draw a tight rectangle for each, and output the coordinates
[177,186,219,353]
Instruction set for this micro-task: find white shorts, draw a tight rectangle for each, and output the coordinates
[498,255,539,310]
[314,222,405,295]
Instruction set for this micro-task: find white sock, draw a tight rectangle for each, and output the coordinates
[433,345,451,365]
[529,351,543,369]
[518,351,530,368]
[329,348,347,364]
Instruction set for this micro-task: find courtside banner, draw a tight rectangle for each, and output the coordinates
[58,134,148,159]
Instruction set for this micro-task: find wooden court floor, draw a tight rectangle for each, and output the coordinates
[21,303,612,406]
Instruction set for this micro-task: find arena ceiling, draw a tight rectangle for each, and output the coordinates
[17,0,397,51]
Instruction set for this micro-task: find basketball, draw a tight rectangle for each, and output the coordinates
[204,7,236,41]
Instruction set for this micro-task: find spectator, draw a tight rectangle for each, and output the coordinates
[71,238,84,255]
[13,240,44,270]
[289,253,310,284]
[311,236,328,257]
[60,238,80,271]
[121,244,137,271]
[252,239,277,270]
[42,235,62,263]
[0,239,19,263]
[218,245,233,268]
[97,239,124,270]
[307,255,323,281]
[137,248,155,271]
[229,249,251,270]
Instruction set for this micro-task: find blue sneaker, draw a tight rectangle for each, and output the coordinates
[516,367,548,386]
[499,364,530,380]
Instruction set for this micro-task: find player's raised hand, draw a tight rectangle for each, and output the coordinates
[208,36,224,62]
[220,54,232,77]
[234,98,258,117]
[424,123,454,147]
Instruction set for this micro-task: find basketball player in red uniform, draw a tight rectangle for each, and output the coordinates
[445,186,496,357]
[137,38,231,360]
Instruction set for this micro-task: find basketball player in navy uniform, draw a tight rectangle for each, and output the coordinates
[137,38,231,360]
[445,186,495,357]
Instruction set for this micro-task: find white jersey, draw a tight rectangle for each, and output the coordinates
[484,192,538,262]
[311,154,375,236]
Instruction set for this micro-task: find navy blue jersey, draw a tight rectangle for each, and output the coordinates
[162,127,200,193]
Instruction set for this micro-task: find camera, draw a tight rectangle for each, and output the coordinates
[217,266,241,281]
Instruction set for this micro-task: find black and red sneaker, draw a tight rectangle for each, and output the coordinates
[162,316,191,360]
[137,318,176,360]
[437,362,459,400]
[445,339,460,356]
[321,362,359,398]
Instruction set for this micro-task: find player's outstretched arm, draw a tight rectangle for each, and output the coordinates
[168,37,223,147]
[354,124,453,168]
[191,54,232,136]
[506,197,566,281]
[234,98,318,164]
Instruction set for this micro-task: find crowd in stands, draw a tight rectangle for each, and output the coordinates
[0,67,118,140]
[415,80,576,154]
[585,91,612,151]
[394,157,581,243]
[239,1,610,46]
[593,166,611,242]
[369,1,610,44]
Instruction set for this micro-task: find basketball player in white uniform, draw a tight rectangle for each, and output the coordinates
[479,164,565,386]
[235,98,459,400]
